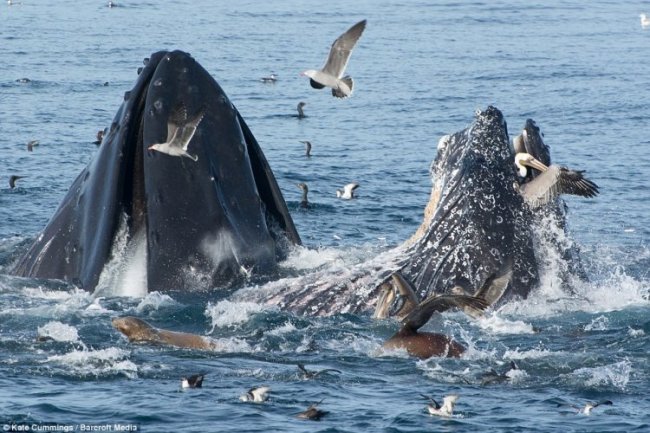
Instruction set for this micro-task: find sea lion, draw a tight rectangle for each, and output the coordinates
[111,316,217,350]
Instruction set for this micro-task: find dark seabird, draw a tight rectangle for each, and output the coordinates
[94,129,104,145]
[297,182,310,208]
[300,140,312,157]
[107,1,116,7]
[421,394,459,417]
[336,182,359,199]
[260,73,277,83]
[480,361,518,385]
[297,400,329,420]
[514,152,599,208]
[148,103,204,162]
[16,78,31,84]
[9,175,24,189]
[239,386,270,402]
[26,140,39,152]
[301,19,366,98]
[297,363,342,379]
[181,374,205,389]
[296,102,306,118]
[558,400,613,415]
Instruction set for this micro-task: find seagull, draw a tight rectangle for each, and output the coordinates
[297,182,310,208]
[336,183,359,199]
[296,102,307,118]
[9,175,25,189]
[148,104,204,162]
[260,73,277,83]
[300,140,312,157]
[641,13,650,28]
[297,363,342,379]
[513,152,599,207]
[301,19,367,98]
[558,400,613,415]
[181,374,205,389]
[26,140,39,152]
[239,386,270,402]
[421,394,459,417]
[297,400,329,420]
[94,130,104,145]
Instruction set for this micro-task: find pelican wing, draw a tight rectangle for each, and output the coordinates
[520,165,599,207]
[474,259,513,306]
[322,20,366,77]
[402,294,488,331]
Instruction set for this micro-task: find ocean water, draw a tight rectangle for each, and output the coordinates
[1,1,649,432]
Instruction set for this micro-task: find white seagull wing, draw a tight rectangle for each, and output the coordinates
[322,20,366,78]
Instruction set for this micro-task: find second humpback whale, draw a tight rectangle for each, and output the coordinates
[11,50,301,292]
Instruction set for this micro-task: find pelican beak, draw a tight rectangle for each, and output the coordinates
[522,155,549,172]
[373,281,394,319]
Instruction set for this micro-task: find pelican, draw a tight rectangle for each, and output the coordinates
[373,272,419,319]
[297,182,310,208]
[147,103,204,162]
[421,394,459,417]
[336,182,359,199]
[513,152,599,207]
[301,19,366,98]
[239,386,270,402]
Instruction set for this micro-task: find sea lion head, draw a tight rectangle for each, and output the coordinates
[112,316,156,342]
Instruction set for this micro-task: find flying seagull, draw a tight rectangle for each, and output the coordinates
[148,103,204,162]
[301,19,367,98]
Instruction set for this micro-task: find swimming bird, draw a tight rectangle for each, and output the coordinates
[296,102,307,118]
[421,394,458,417]
[373,272,419,319]
[94,130,104,145]
[641,13,650,27]
[336,183,359,199]
[297,182,310,208]
[513,152,599,208]
[239,386,270,402]
[301,19,366,98]
[148,104,204,162]
[260,73,277,83]
[9,175,24,189]
[480,361,518,385]
[558,400,613,415]
[300,140,312,157]
[26,140,39,152]
[181,374,205,389]
[297,363,342,379]
[449,259,513,314]
[297,400,329,420]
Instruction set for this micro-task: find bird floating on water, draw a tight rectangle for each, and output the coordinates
[641,13,650,28]
[336,183,359,199]
[148,103,204,162]
[94,130,104,145]
[260,73,277,83]
[297,399,329,420]
[26,140,39,152]
[558,400,613,415]
[297,182,310,208]
[181,374,205,389]
[296,102,307,118]
[9,175,25,189]
[297,363,342,379]
[421,394,459,417]
[300,140,312,157]
[301,19,366,98]
[239,386,270,402]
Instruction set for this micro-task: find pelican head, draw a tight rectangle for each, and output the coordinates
[514,152,548,177]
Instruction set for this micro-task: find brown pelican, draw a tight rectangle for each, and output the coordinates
[513,152,599,207]
[301,20,366,98]
[336,182,359,199]
[373,272,419,319]
[147,104,204,162]
[421,394,459,417]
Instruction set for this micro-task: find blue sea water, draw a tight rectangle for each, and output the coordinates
[1,0,649,432]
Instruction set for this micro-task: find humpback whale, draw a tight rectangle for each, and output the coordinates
[234,106,593,315]
[11,50,300,292]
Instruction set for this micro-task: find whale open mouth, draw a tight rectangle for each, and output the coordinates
[12,50,301,292]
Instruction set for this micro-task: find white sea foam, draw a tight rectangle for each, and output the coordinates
[568,360,631,390]
[477,313,536,335]
[135,291,178,313]
[2,288,92,319]
[584,315,610,331]
[280,245,347,271]
[37,321,81,343]
[503,347,561,360]
[266,321,298,336]
[628,327,645,337]
[44,347,138,378]
[205,300,270,330]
